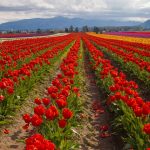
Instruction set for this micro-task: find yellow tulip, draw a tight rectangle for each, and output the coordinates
[87,32,150,44]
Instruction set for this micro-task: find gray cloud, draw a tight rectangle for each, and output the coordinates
[0,0,150,23]
[0,6,34,12]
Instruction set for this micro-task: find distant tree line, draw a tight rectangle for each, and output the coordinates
[65,25,89,33]
[65,25,80,33]
[64,25,145,33]
[0,25,145,34]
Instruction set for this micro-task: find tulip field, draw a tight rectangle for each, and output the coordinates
[0,33,52,38]
[0,32,150,150]
[105,31,150,38]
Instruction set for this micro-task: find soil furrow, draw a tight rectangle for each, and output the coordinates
[78,49,117,150]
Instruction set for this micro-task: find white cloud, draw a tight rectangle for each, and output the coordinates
[0,0,150,23]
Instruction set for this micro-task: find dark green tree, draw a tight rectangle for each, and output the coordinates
[93,26,99,34]
[36,28,42,33]
[75,27,79,32]
[82,26,89,32]
[69,25,74,32]
[65,28,69,33]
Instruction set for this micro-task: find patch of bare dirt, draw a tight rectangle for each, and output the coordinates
[76,53,118,150]
[0,33,69,42]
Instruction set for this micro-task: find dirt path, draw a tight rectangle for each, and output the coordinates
[0,33,69,42]
[0,48,69,150]
[77,52,118,150]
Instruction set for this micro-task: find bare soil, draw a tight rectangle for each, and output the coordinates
[0,33,69,42]
[76,53,119,150]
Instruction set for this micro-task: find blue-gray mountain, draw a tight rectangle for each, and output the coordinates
[141,20,150,29]
[0,16,147,31]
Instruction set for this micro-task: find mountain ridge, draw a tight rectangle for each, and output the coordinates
[141,20,150,29]
[0,16,145,30]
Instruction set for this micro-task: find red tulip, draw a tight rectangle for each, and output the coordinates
[23,114,31,123]
[62,108,73,119]
[3,129,9,134]
[0,95,5,102]
[58,119,67,128]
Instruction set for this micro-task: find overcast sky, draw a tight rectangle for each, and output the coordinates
[0,0,150,23]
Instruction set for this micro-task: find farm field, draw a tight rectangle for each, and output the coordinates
[0,32,150,150]
[88,32,150,44]
[0,33,68,43]
[105,31,150,38]
[0,33,54,39]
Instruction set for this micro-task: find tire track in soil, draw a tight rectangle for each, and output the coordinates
[0,48,69,150]
[78,53,117,150]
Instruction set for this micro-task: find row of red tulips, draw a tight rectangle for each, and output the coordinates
[22,37,81,150]
[0,35,75,122]
[1,37,74,79]
[86,34,150,87]
[0,34,75,77]
[87,35,150,71]
[0,33,51,38]
[93,34,150,51]
[95,36,150,59]
[82,35,150,150]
